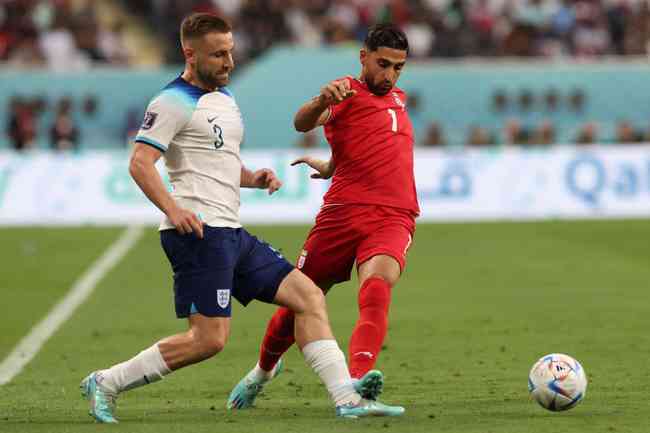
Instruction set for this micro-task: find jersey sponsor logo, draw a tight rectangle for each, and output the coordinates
[217,289,230,308]
[141,111,158,130]
[297,249,308,269]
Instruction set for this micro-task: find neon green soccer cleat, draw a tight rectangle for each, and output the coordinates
[227,359,283,410]
[336,398,405,419]
[353,370,384,400]
[80,372,118,423]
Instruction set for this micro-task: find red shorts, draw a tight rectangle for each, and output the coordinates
[296,204,416,285]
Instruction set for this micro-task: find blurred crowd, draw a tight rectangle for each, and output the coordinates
[416,87,650,147]
[4,0,650,150]
[415,118,650,148]
[6,93,146,151]
[125,0,650,64]
[433,84,649,147]
[0,0,129,70]
[9,94,89,151]
[3,0,650,67]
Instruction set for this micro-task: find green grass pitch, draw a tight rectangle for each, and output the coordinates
[1,220,649,433]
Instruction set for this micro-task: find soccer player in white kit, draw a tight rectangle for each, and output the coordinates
[80,13,404,423]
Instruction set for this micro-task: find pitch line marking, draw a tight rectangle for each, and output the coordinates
[0,225,145,385]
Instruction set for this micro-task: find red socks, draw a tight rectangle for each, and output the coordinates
[259,277,392,378]
[258,307,296,372]
[348,277,392,378]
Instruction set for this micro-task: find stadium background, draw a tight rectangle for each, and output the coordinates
[1,1,649,433]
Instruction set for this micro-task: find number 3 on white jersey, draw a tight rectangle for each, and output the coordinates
[387,108,397,132]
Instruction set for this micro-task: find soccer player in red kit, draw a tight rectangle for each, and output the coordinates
[228,23,418,409]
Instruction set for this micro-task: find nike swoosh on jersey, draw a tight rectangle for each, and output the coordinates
[207,116,218,123]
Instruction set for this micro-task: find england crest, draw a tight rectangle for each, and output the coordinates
[217,289,230,308]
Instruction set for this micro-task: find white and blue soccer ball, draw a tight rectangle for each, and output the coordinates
[528,353,588,412]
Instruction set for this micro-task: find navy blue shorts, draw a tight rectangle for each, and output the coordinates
[160,226,294,318]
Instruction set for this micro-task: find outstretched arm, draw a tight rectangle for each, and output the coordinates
[294,78,356,132]
[291,155,335,180]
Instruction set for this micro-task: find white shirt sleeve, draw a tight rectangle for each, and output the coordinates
[134,93,192,152]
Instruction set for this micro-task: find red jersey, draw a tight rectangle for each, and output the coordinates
[322,77,420,215]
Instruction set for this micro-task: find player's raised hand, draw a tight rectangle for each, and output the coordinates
[291,156,334,179]
[319,79,357,106]
[251,168,282,195]
[167,206,204,238]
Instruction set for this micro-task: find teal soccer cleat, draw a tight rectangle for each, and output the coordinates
[336,398,405,419]
[227,359,283,410]
[80,372,119,423]
[353,370,384,400]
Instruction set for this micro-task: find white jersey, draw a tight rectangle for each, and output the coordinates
[135,76,244,230]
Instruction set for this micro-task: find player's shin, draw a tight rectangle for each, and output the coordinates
[348,277,392,378]
[295,310,360,407]
[273,270,360,406]
[259,307,296,372]
[301,339,361,407]
[96,343,171,394]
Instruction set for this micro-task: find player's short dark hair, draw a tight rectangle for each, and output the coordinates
[181,13,231,43]
[364,23,409,54]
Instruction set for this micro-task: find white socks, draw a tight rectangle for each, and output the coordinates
[302,339,361,407]
[96,344,171,394]
[246,362,280,384]
[95,340,359,408]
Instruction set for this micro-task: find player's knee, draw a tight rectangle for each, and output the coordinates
[301,286,327,316]
[201,337,227,358]
[195,332,228,359]
[365,272,398,288]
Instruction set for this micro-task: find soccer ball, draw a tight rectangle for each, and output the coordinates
[528,353,587,411]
